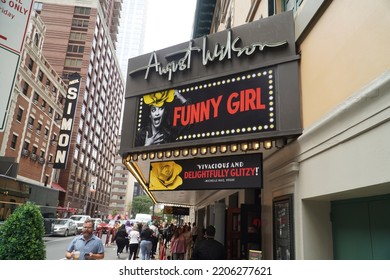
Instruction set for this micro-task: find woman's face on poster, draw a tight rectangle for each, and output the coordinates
[150,106,165,128]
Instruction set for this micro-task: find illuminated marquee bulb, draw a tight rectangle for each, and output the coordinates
[264,140,272,150]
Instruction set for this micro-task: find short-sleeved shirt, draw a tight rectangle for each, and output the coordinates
[67,234,104,260]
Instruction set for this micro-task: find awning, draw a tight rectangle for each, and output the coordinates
[51,182,66,192]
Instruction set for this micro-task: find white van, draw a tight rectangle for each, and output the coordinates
[69,215,91,233]
[135,213,152,224]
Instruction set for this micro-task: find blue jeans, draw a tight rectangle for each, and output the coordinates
[140,240,152,260]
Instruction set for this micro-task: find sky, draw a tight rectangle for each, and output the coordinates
[142,0,197,54]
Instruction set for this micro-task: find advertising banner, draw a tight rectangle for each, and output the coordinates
[135,67,276,147]
[149,153,262,191]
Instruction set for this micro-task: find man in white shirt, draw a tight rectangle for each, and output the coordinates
[149,221,159,259]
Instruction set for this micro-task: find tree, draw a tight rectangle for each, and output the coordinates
[0,202,46,259]
[132,195,153,214]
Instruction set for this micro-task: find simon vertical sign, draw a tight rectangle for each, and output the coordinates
[54,73,81,169]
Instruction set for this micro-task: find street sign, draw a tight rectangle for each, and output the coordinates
[0,0,34,53]
[0,0,34,131]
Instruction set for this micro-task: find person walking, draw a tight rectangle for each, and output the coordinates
[139,224,154,260]
[191,222,198,248]
[191,225,225,260]
[124,220,132,253]
[113,224,128,258]
[149,221,159,259]
[183,224,192,259]
[170,226,186,260]
[128,226,140,260]
[65,219,104,260]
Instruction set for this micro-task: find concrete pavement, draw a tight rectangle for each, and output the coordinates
[102,239,162,260]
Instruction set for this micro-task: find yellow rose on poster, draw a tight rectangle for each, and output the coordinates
[143,89,175,108]
[149,161,183,190]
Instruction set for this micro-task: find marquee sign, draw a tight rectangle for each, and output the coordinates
[163,206,190,215]
[149,153,262,191]
[135,67,276,146]
[120,11,301,154]
[54,73,81,169]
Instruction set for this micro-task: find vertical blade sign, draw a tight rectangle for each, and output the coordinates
[53,73,81,169]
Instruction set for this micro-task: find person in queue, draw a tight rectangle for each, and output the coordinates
[65,219,104,260]
[139,224,154,260]
[191,225,225,260]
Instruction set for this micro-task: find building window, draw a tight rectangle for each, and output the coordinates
[46,79,51,87]
[71,19,89,28]
[37,122,42,134]
[22,82,29,96]
[70,32,86,41]
[41,99,46,111]
[64,58,83,67]
[16,107,23,122]
[38,70,44,82]
[74,6,91,15]
[67,44,85,53]
[31,146,38,161]
[44,127,49,140]
[10,134,18,149]
[28,116,35,130]
[52,86,57,96]
[33,92,39,104]
[23,141,29,150]
[44,175,49,186]
[48,106,53,116]
[34,33,39,47]
[28,58,34,71]
[33,2,43,13]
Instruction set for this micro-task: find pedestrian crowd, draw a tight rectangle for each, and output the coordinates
[65,218,225,260]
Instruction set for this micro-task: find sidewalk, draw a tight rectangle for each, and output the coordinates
[102,241,163,260]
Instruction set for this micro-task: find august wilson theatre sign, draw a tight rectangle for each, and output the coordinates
[120,11,301,154]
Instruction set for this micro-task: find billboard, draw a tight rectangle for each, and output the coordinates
[135,67,276,147]
[149,153,262,191]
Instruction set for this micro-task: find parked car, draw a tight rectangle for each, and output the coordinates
[52,218,78,236]
[69,215,91,233]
